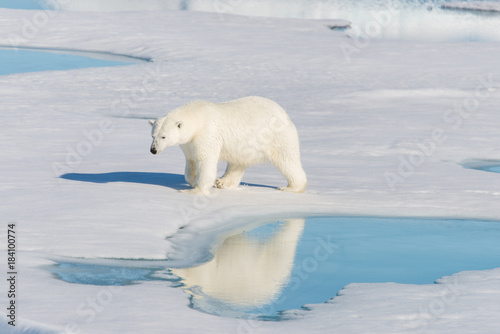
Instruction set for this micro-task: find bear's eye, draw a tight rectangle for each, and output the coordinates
[177,122,182,129]
[161,136,166,139]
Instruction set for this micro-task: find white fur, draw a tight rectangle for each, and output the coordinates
[150,96,307,194]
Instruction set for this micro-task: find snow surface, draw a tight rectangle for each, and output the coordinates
[39,0,500,42]
[1,5,500,334]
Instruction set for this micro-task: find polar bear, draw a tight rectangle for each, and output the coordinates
[149,96,307,194]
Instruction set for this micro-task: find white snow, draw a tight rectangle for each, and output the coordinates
[1,4,500,334]
[40,0,500,42]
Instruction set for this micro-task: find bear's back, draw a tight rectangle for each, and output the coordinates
[218,96,287,116]
[214,96,296,165]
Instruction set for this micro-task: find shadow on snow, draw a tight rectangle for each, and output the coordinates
[59,171,275,190]
[59,171,190,190]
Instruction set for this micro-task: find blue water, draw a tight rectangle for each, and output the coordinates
[463,160,500,174]
[273,217,500,318]
[0,0,44,9]
[470,165,500,173]
[47,263,158,286]
[479,165,500,173]
[47,216,500,320]
[0,48,132,76]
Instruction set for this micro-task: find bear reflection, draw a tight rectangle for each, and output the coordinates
[171,219,305,316]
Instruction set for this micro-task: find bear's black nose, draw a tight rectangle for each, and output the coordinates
[150,147,157,154]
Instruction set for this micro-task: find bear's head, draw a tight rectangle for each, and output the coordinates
[149,114,189,155]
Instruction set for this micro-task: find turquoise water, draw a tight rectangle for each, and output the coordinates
[0,0,44,9]
[472,165,500,173]
[268,217,500,319]
[480,165,500,173]
[463,160,500,174]
[47,216,500,320]
[0,48,132,75]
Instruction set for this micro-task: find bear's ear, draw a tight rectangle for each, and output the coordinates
[149,120,156,127]
[176,121,182,129]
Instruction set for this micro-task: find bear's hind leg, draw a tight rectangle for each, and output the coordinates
[216,163,246,189]
[272,150,307,193]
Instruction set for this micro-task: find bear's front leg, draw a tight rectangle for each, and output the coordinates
[179,156,218,195]
[195,158,218,193]
[180,144,196,187]
[184,159,196,187]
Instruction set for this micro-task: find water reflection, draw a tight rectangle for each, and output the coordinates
[171,216,500,320]
[171,219,305,319]
[45,216,500,321]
